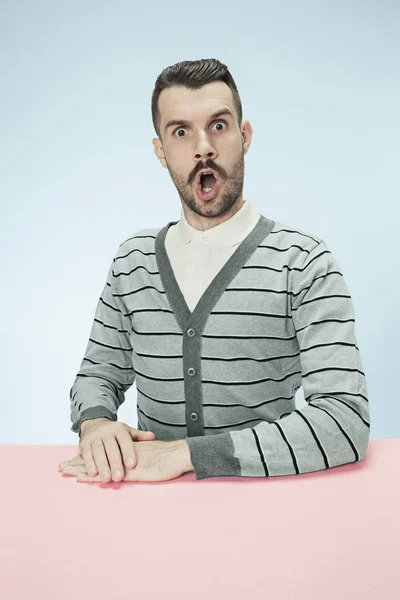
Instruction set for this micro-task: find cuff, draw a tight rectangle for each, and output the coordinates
[185,432,241,480]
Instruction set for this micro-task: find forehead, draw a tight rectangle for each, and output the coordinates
[159,81,234,127]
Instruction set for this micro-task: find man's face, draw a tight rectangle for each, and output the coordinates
[153,81,252,222]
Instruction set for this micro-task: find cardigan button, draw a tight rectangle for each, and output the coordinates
[187,367,196,376]
[187,328,196,337]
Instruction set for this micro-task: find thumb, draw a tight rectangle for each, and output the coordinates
[130,427,156,440]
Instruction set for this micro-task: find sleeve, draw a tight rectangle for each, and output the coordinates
[185,239,371,480]
[69,252,136,436]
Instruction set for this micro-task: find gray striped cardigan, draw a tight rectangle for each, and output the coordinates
[69,214,370,480]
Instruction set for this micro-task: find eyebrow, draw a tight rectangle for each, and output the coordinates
[164,108,234,133]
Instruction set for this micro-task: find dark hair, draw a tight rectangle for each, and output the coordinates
[151,58,243,142]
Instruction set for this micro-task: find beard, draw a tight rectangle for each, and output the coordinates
[167,150,245,220]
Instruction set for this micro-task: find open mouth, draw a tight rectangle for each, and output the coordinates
[196,175,221,200]
[199,172,217,192]
[194,171,221,201]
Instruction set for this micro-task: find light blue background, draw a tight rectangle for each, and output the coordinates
[1,1,398,444]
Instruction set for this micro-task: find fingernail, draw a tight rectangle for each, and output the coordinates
[127,458,134,467]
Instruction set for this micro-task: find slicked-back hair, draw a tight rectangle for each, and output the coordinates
[151,58,243,143]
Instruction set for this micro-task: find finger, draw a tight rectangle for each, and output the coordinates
[61,464,86,476]
[130,427,155,441]
[59,454,82,466]
[117,431,137,469]
[67,455,84,465]
[91,439,112,482]
[78,469,134,483]
[71,453,82,460]
[102,435,125,482]
[81,445,99,477]
[77,472,102,482]
[59,454,83,470]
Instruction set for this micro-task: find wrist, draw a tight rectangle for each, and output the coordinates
[172,439,194,473]
[80,417,111,435]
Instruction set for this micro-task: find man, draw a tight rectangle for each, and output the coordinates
[59,58,370,484]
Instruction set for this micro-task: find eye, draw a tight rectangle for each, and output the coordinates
[212,120,227,131]
[173,120,227,137]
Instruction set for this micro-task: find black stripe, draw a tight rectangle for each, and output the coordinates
[251,428,269,476]
[137,404,267,430]
[309,404,360,460]
[137,385,298,408]
[269,421,300,474]
[294,410,330,468]
[133,367,300,385]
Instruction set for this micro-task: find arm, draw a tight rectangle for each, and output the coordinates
[69,253,136,436]
[185,239,371,480]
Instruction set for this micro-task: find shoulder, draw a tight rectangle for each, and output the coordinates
[115,225,164,259]
[269,219,324,254]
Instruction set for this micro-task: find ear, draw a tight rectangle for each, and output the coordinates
[153,137,167,169]
[241,120,253,155]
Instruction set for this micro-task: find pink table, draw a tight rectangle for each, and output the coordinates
[1,439,399,600]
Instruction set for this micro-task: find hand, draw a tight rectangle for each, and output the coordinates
[59,419,156,483]
[60,439,189,483]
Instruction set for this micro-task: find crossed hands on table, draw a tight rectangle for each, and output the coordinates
[58,419,192,483]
